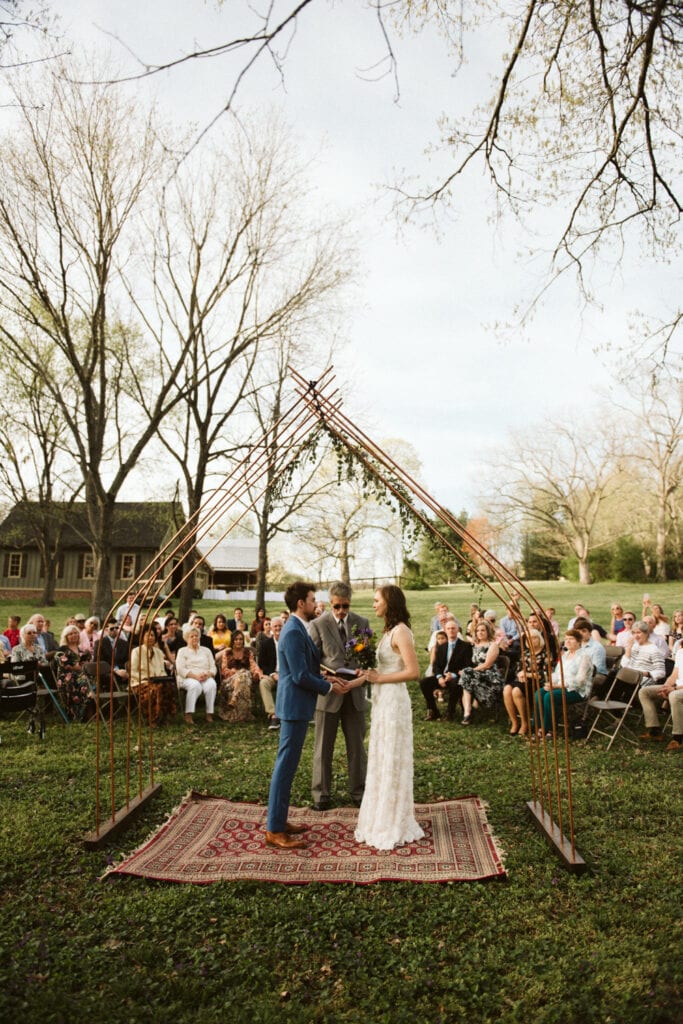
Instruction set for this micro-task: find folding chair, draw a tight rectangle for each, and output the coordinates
[585,666,643,750]
[603,645,625,672]
[0,662,44,742]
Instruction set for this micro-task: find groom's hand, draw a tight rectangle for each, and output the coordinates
[330,679,348,694]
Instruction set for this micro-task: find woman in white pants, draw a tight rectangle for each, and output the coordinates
[175,626,217,725]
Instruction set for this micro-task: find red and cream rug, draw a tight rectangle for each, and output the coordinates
[105,791,506,885]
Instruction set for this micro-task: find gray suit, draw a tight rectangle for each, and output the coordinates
[309,609,369,806]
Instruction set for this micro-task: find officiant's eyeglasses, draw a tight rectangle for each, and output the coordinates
[332,602,350,610]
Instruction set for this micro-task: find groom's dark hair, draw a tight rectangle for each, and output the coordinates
[284,581,316,612]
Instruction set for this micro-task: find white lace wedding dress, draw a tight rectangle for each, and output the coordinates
[354,628,425,851]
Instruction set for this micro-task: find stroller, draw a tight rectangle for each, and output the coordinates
[0,660,47,743]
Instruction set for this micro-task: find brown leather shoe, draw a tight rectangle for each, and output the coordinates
[665,739,681,752]
[285,821,309,834]
[265,830,307,850]
[424,710,441,721]
[639,731,666,741]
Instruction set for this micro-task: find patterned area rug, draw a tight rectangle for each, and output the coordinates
[105,792,506,885]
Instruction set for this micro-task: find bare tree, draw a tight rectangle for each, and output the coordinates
[481,418,627,584]
[0,351,83,604]
[294,445,413,584]
[103,2,681,329]
[0,57,222,617]
[628,369,683,580]
[140,123,352,621]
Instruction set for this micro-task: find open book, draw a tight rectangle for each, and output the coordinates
[321,665,359,681]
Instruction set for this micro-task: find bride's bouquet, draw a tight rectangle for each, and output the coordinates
[344,624,377,670]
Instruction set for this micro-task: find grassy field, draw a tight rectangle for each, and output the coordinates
[1,584,681,1023]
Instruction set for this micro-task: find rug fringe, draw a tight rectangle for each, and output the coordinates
[99,788,196,880]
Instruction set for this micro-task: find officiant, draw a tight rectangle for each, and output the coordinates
[309,581,370,811]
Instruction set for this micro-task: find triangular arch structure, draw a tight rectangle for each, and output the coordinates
[86,366,585,873]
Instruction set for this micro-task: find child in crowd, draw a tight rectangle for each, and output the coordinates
[4,615,21,648]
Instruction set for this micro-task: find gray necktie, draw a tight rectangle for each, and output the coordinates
[339,618,347,643]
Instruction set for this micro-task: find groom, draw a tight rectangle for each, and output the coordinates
[309,581,369,810]
[266,582,350,850]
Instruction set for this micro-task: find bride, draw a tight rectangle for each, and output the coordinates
[355,585,425,851]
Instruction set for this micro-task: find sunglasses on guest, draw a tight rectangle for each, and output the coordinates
[332,602,350,610]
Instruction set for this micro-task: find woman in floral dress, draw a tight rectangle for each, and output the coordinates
[216,631,261,722]
[459,619,504,724]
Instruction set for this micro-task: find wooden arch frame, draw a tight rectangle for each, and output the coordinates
[86,367,585,873]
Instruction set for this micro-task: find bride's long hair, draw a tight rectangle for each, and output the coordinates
[378,585,411,632]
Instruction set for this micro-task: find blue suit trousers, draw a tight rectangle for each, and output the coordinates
[267,719,310,832]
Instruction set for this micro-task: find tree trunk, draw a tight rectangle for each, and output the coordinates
[177,548,199,626]
[577,557,592,585]
[256,523,268,610]
[655,486,668,581]
[89,498,116,620]
[340,527,351,584]
[39,551,58,607]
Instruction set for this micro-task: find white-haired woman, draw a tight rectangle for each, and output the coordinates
[175,625,217,725]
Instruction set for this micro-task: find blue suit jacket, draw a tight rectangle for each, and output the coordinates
[275,615,332,721]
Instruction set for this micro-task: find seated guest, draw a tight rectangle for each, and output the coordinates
[4,615,21,649]
[54,624,95,722]
[425,613,459,678]
[420,619,471,721]
[499,602,521,658]
[466,605,482,641]
[620,620,666,684]
[161,616,184,659]
[256,618,282,729]
[216,630,261,722]
[250,606,267,637]
[639,648,683,751]
[208,613,232,653]
[572,617,607,674]
[503,628,547,737]
[190,614,215,652]
[535,629,592,737]
[175,626,217,725]
[613,611,636,649]
[669,609,683,654]
[430,602,447,632]
[116,592,142,629]
[228,607,248,634]
[544,607,560,636]
[130,624,176,726]
[459,619,504,725]
[93,621,130,690]
[567,604,589,629]
[11,623,49,679]
[427,629,448,685]
[79,616,100,657]
[29,613,57,655]
[643,616,670,657]
[641,597,669,640]
[608,604,626,643]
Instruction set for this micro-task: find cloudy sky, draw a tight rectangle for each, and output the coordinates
[48,2,674,516]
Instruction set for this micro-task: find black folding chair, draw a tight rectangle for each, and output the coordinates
[0,662,44,743]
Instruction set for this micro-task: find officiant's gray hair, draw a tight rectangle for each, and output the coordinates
[328,580,353,602]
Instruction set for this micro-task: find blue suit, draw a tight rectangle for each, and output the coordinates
[267,615,332,832]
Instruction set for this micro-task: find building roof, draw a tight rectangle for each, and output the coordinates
[197,540,259,572]
[0,501,184,550]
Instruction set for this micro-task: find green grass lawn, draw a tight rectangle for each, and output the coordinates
[1,584,681,1023]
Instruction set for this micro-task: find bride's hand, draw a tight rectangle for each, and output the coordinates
[366,669,379,683]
